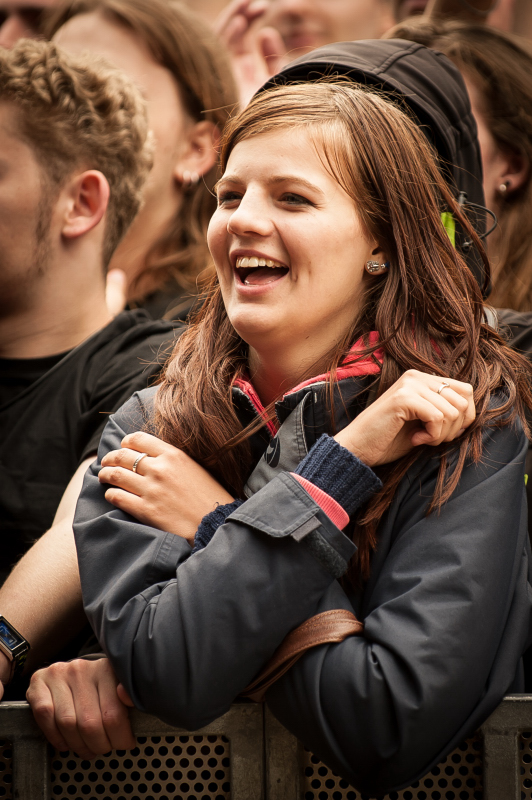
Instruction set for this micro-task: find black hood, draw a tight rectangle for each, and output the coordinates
[261,39,488,292]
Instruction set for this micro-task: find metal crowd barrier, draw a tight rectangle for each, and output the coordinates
[0,697,529,799]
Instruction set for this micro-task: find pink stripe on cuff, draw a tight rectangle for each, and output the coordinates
[291,474,349,530]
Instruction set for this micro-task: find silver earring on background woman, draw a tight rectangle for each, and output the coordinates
[365,260,390,274]
[182,170,200,187]
[498,181,510,196]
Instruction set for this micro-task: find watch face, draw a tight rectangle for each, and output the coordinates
[0,621,21,649]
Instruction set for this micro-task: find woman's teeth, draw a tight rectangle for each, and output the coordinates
[236,256,282,268]
[235,256,289,286]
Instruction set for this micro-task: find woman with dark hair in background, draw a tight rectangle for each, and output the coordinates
[387,18,532,312]
[28,80,532,796]
[47,0,237,318]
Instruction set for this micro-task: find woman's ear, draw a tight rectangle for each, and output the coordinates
[174,120,219,185]
[501,149,529,196]
[364,245,389,276]
[370,245,387,261]
[61,170,110,240]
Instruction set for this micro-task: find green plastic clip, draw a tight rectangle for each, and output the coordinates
[441,211,456,247]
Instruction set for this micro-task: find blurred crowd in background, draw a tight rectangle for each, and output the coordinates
[2,0,532,780]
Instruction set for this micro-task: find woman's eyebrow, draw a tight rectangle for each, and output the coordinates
[216,174,325,196]
[267,175,324,196]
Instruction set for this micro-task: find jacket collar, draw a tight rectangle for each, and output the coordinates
[232,333,383,435]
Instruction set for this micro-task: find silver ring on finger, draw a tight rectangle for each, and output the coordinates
[132,452,148,473]
[436,382,451,395]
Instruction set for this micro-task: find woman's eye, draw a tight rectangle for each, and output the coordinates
[217,191,242,207]
[281,193,313,206]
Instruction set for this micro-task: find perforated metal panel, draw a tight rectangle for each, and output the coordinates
[0,703,262,800]
[520,731,532,799]
[0,701,531,799]
[49,734,230,799]
[0,740,11,799]
[0,733,488,800]
[300,736,483,800]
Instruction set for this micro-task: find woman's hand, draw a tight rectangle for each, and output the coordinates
[335,370,475,467]
[214,0,287,107]
[26,658,135,759]
[98,431,234,541]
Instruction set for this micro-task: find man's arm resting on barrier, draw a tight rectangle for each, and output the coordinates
[0,457,93,693]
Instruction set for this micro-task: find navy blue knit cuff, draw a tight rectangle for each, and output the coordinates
[192,499,243,553]
[294,434,382,517]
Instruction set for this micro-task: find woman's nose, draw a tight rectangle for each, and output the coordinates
[227,191,274,238]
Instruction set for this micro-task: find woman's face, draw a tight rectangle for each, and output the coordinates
[54,12,191,276]
[208,127,380,359]
[462,76,509,217]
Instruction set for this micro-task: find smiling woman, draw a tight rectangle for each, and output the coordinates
[208,126,377,391]
[34,82,532,796]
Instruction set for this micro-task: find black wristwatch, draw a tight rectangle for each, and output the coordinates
[0,616,30,683]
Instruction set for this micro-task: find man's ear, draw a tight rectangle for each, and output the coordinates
[174,120,219,185]
[61,170,110,240]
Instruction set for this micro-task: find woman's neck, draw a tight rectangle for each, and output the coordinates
[248,344,331,406]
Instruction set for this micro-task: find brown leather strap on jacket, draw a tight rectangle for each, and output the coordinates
[240,609,364,703]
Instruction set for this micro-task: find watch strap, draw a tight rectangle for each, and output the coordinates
[8,646,28,683]
[0,616,30,684]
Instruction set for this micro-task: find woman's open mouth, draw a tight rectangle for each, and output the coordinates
[235,256,289,286]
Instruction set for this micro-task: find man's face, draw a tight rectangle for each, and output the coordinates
[262,0,396,57]
[0,102,53,316]
[0,0,57,48]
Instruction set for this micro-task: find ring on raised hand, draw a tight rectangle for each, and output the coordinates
[132,452,148,473]
[436,382,450,395]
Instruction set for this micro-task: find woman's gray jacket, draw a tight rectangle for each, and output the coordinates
[73,376,532,796]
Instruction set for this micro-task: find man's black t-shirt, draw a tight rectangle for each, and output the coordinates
[0,351,70,408]
[0,309,179,581]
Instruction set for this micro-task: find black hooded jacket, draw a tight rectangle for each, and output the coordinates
[263,38,488,293]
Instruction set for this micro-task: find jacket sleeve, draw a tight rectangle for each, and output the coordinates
[73,395,367,731]
[266,423,532,795]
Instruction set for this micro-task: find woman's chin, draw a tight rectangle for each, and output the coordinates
[229,312,282,348]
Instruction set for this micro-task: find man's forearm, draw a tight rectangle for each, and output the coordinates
[0,457,94,682]
[0,519,85,680]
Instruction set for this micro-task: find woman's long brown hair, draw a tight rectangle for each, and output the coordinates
[154,82,532,578]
